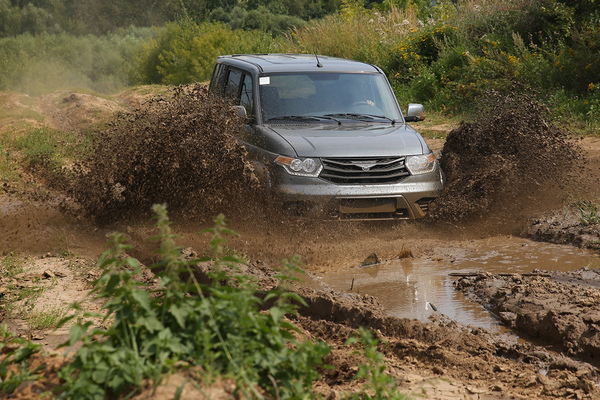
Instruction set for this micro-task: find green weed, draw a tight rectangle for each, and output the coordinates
[26,306,67,330]
[0,253,26,278]
[574,200,600,226]
[57,205,330,399]
[0,324,43,395]
[0,132,22,184]
[11,127,79,172]
[345,327,407,400]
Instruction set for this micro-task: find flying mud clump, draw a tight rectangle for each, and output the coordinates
[429,89,579,222]
[72,84,260,222]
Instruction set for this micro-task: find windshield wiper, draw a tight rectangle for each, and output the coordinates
[324,113,396,125]
[267,115,341,125]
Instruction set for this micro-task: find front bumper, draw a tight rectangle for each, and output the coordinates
[271,168,443,220]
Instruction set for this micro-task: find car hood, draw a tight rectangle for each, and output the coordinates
[266,123,425,157]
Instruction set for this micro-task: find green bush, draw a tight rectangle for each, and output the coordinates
[134,21,284,85]
[345,327,408,400]
[212,5,307,36]
[58,206,330,399]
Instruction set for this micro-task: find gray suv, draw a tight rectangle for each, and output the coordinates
[209,54,443,220]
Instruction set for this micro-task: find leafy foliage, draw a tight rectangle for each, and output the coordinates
[133,21,283,85]
[345,327,407,400]
[0,325,43,395]
[288,0,600,128]
[57,205,330,399]
[1,0,600,128]
[0,0,343,37]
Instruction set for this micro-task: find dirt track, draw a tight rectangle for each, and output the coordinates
[2,89,600,399]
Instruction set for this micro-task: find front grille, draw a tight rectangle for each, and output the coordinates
[320,157,409,184]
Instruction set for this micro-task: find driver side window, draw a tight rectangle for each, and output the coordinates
[240,73,254,117]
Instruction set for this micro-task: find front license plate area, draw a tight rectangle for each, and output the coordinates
[339,198,396,214]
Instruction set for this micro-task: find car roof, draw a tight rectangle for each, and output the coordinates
[216,54,383,74]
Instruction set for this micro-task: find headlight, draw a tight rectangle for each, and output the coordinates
[275,156,322,177]
[406,153,437,175]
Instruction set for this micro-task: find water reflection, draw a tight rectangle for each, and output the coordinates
[319,237,600,334]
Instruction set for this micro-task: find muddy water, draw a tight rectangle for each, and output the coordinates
[318,236,600,335]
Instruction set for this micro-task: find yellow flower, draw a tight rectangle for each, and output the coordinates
[589,82,595,91]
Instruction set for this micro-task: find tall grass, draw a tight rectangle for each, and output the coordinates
[288,5,422,73]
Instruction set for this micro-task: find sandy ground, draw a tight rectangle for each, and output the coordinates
[1,89,600,399]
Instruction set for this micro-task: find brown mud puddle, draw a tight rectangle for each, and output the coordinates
[318,237,600,334]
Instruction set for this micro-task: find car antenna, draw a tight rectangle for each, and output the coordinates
[314,51,323,68]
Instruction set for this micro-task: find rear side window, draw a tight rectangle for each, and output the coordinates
[209,63,227,94]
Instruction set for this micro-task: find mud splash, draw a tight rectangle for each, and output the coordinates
[70,84,262,223]
[430,88,579,223]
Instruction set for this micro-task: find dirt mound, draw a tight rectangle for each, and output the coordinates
[455,269,600,367]
[527,207,600,253]
[429,88,579,223]
[70,84,261,223]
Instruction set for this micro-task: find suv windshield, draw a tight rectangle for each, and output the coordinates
[259,72,402,122]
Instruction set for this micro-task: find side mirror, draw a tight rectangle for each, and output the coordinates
[404,103,426,122]
[233,105,247,120]
[232,105,255,124]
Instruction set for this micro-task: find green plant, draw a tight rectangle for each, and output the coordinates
[0,253,26,278]
[57,205,330,399]
[27,306,67,330]
[345,327,407,400]
[133,21,283,85]
[573,200,600,226]
[10,127,88,174]
[0,324,43,395]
